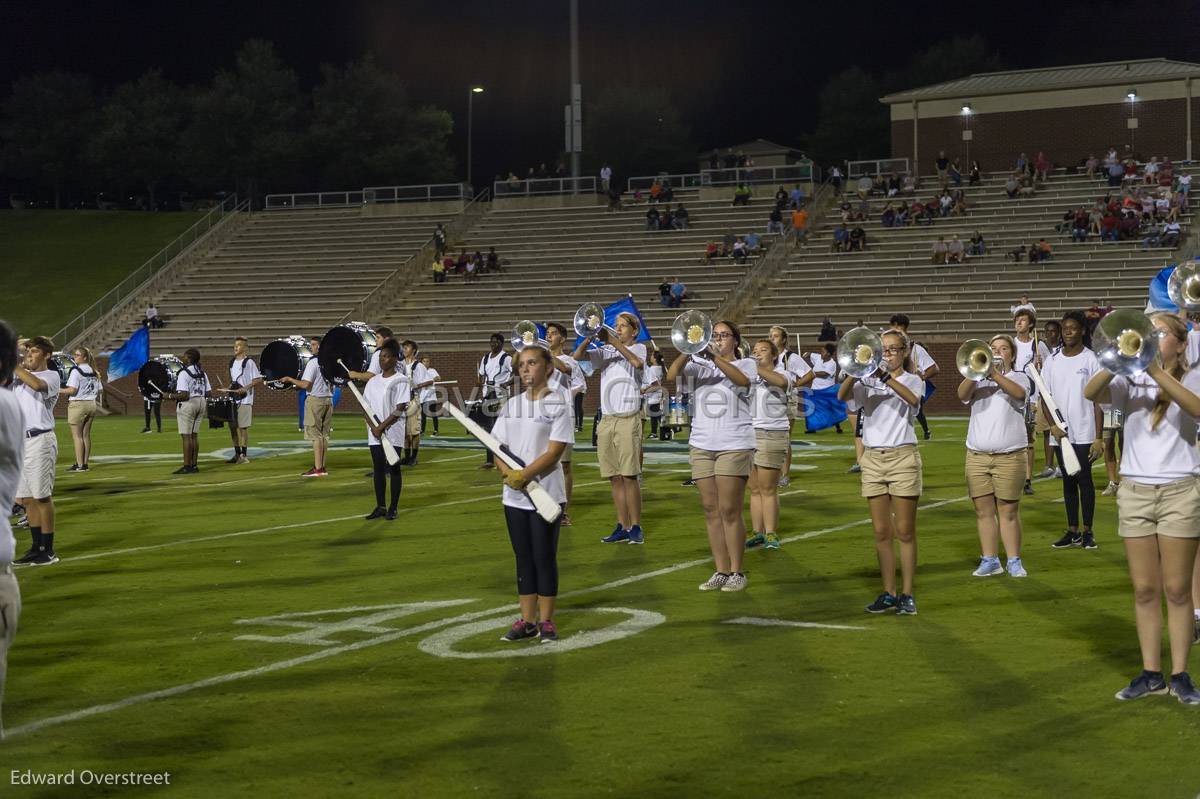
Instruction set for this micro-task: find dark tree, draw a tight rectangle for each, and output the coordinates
[0,71,96,208]
[582,85,693,180]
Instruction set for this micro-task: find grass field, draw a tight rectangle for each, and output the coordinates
[2,413,1199,798]
[1,210,204,336]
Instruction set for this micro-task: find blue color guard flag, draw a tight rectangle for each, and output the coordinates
[572,295,654,376]
[803,385,848,433]
[104,326,150,380]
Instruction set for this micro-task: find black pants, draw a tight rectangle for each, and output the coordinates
[421,402,439,435]
[1056,443,1095,529]
[574,393,584,431]
[915,383,932,435]
[144,398,161,431]
[504,505,562,596]
[648,402,662,437]
[592,408,602,447]
[370,444,402,511]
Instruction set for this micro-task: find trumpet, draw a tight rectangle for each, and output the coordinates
[837,326,883,379]
[1094,308,1160,376]
[1168,260,1200,312]
[511,320,543,351]
[670,310,713,355]
[956,339,1000,382]
[573,302,606,338]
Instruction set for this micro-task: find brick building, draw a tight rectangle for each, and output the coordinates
[882,58,1200,174]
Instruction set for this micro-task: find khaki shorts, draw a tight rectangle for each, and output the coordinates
[690,447,753,479]
[177,397,205,435]
[0,566,20,735]
[1033,403,1051,434]
[1117,476,1200,538]
[785,395,800,421]
[753,428,789,470]
[860,444,923,498]
[304,395,333,441]
[597,413,641,477]
[16,433,56,499]
[560,442,574,463]
[67,399,97,426]
[965,448,1026,501]
[405,400,421,436]
[236,404,253,429]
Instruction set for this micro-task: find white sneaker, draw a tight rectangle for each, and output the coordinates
[720,572,748,592]
[698,572,729,591]
[1101,481,1119,496]
[972,556,1003,577]
[1054,467,1063,478]
[778,475,791,488]
[1006,557,1028,578]
[1037,467,1056,478]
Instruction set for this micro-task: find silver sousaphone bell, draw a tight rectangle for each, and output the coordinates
[573,302,607,338]
[1094,308,1161,376]
[670,310,713,355]
[1168,260,1200,312]
[836,326,883,379]
[956,339,999,382]
[511,320,543,351]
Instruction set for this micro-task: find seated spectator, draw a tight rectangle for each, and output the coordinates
[455,250,468,274]
[791,207,809,245]
[1084,154,1099,179]
[1008,244,1028,263]
[669,277,688,307]
[1034,151,1051,182]
[1100,210,1120,241]
[872,173,888,195]
[886,174,900,196]
[1004,174,1020,199]
[969,159,981,185]
[607,186,623,211]
[1176,171,1192,196]
[923,197,940,221]
[745,231,762,252]
[774,186,788,209]
[931,235,949,264]
[649,180,663,203]
[732,237,749,263]
[949,160,963,186]
[1143,156,1159,185]
[947,234,965,264]
[1107,160,1125,187]
[432,255,446,283]
[465,255,480,281]
[659,207,674,230]
[486,246,501,272]
[938,191,953,217]
[901,174,917,194]
[767,205,784,234]
[1158,157,1174,188]
[831,224,849,252]
[732,183,752,206]
[1161,220,1181,248]
[880,203,897,227]
[1018,175,1036,197]
[789,184,805,209]
[704,241,719,264]
[1154,193,1171,221]
[856,175,872,200]
[1119,211,1140,240]
[645,207,660,230]
[1142,221,1166,250]
[723,231,736,251]
[1029,238,1052,263]
[1071,210,1090,242]
[848,225,866,251]
[660,183,675,203]
[673,204,690,230]
[1123,159,1139,183]
[145,304,164,329]
[909,199,930,225]
[658,278,672,307]
[949,189,968,216]
[1015,152,1028,173]
[1055,209,1076,234]
[967,231,986,256]
[894,204,909,226]
[818,317,838,342]
[934,151,950,186]
[1010,294,1036,316]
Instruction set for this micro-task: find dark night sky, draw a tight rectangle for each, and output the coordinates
[3,0,1199,186]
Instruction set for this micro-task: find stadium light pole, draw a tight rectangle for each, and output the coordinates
[961,102,973,167]
[1126,88,1138,155]
[468,85,484,193]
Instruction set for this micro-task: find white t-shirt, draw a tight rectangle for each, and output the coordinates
[403,360,430,397]
[491,388,574,510]
[779,351,811,391]
[1041,348,1101,444]
[964,372,1030,454]
[852,372,925,448]
[1187,328,1199,367]
[15,369,61,431]
[553,354,586,398]
[808,354,836,391]
[420,367,440,403]
[0,387,24,565]
[1014,336,1052,374]
[911,342,937,376]
[479,351,513,396]
[368,349,381,377]
[176,366,210,400]
[641,364,664,403]
[67,365,101,402]
[301,357,332,398]
[753,367,793,431]
[230,357,261,406]
[588,342,647,415]
[363,371,411,446]
[1108,368,1200,484]
[682,356,757,450]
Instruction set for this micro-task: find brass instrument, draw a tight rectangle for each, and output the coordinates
[955,339,998,382]
[511,320,543,351]
[836,326,883,379]
[1168,260,1200,312]
[670,310,713,355]
[1094,308,1160,376]
[573,302,607,338]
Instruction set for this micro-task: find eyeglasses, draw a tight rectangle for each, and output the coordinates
[881,346,905,354]
[712,332,735,340]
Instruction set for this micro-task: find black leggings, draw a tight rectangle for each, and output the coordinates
[504,505,562,596]
[1057,443,1095,529]
[144,398,161,430]
[421,402,439,434]
[574,392,584,431]
[370,444,402,510]
[648,402,662,437]
[915,383,932,435]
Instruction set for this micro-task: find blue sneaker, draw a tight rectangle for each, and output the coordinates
[600,525,630,544]
[745,533,766,550]
[1170,672,1200,705]
[626,525,644,545]
[1115,670,1168,701]
[865,592,897,613]
[1006,557,1028,578]
[972,556,1003,577]
[897,594,918,615]
[763,532,781,550]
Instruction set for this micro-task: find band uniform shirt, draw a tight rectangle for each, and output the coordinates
[779,351,810,383]
[420,368,440,403]
[1040,348,1101,445]
[368,349,381,377]
[176,367,211,400]
[641,364,664,404]
[490,388,573,511]
[553,354,586,398]
[753,367,793,431]
[364,371,411,447]
[479,351,513,398]
[588,342,647,415]
[1108,368,1200,484]
[911,342,938,377]
[301,358,332,398]
[0,387,24,564]
[1188,328,1200,367]
[403,359,430,395]
[231,357,261,406]
[964,372,1031,454]
[682,355,757,450]
[853,372,925,449]
[66,365,101,402]
[15,369,61,432]
[807,354,836,391]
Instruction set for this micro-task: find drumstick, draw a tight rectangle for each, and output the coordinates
[147,380,169,398]
[336,358,401,466]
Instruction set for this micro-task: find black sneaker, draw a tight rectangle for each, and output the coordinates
[79,464,89,472]
[501,619,538,642]
[12,548,37,566]
[1081,531,1098,550]
[1052,530,1083,548]
[1023,479,1034,496]
[1170,672,1200,704]
[385,508,398,521]
[865,592,897,613]
[1115,670,1168,700]
[225,454,239,464]
[538,620,559,643]
[681,478,696,487]
[173,465,190,475]
[365,506,387,520]
[68,464,81,472]
[897,594,918,615]
[923,430,931,441]
[187,465,200,474]
[27,551,59,566]
[141,427,152,434]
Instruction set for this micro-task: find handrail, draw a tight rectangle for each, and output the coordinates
[264,182,467,210]
[493,176,596,197]
[51,194,241,349]
[363,183,467,204]
[701,162,815,187]
[626,172,704,193]
[341,187,492,323]
[846,157,912,179]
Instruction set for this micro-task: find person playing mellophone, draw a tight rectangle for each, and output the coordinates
[1084,312,1200,704]
[359,338,410,521]
[399,340,433,466]
[280,336,333,477]
[545,323,584,526]
[1013,308,1053,493]
[12,335,62,566]
[958,335,1031,578]
[768,325,811,486]
[476,333,513,470]
[223,336,263,465]
[171,349,212,474]
[745,337,802,553]
[61,345,103,472]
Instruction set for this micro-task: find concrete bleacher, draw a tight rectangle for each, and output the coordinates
[100,208,448,355]
[741,166,1197,341]
[390,192,781,349]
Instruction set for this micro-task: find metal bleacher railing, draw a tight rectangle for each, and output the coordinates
[846,158,911,179]
[263,182,467,210]
[625,162,818,194]
[53,194,247,350]
[493,176,597,197]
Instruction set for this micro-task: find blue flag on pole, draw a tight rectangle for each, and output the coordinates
[803,385,848,433]
[572,295,654,376]
[105,326,150,381]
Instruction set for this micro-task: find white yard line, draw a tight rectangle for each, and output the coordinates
[724,617,868,632]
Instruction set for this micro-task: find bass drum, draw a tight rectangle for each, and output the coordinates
[138,354,184,398]
[49,351,77,386]
[260,335,314,390]
[318,321,376,386]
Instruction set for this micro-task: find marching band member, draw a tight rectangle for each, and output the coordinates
[666,320,757,591]
[360,339,410,520]
[1014,309,1052,492]
[746,338,798,552]
[12,336,61,567]
[889,315,938,441]
[400,340,433,465]
[226,336,263,464]
[492,345,572,643]
[281,336,332,477]
[808,342,841,432]
[958,335,1031,578]
[768,326,811,485]
[476,333,513,469]
[61,345,102,471]
[573,313,647,544]
[419,354,441,437]
[0,321,24,726]
[171,349,211,474]
[1085,313,1200,704]
[1042,312,1103,550]
[545,323,584,526]
[642,350,666,440]
[838,328,925,614]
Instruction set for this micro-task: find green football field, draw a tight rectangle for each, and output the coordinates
[2,413,1198,798]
